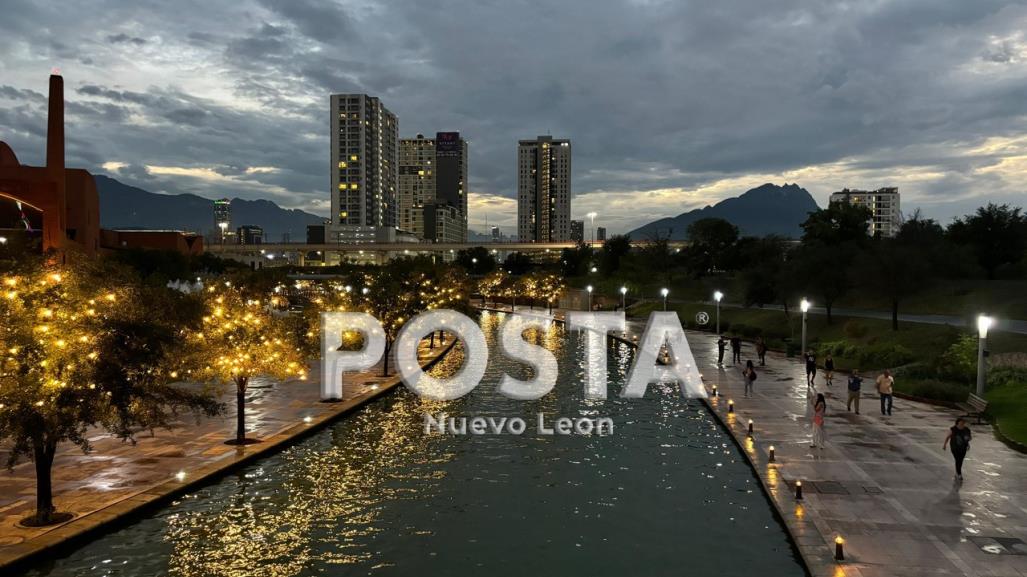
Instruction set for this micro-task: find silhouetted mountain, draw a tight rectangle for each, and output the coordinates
[627,183,819,239]
[95,175,325,241]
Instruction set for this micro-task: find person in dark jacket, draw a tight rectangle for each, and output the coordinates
[846,370,862,414]
[943,418,972,480]
[730,336,742,364]
[805,350,817,385]
[717,336,727,366]
[824,354,835,386]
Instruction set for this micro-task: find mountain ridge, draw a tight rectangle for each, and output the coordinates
[95,175,326,241]
[627,183,819,239]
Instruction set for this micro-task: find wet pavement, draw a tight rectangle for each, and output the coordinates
[661,325,1027,577]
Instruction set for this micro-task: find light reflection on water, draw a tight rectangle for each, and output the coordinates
[26,311,803,577]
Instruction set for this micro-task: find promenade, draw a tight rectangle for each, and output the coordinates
[671,326,1027,577]
[0,338,454,572]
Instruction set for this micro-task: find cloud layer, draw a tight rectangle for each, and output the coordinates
[1,0,1026,234]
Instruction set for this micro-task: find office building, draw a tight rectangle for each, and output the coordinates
[213,198,231,230]
[237,225,263,245]
[829,187,901,237]
[570,220,584,243]
[398,132,468,243]
[596,226,607,242]
[491,226,501,242]
[329,94,398,243]
[518,136,571,242]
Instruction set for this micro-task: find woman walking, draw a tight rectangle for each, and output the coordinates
[943,418,972,480]
[810,393,827,449]
[742,360,758,398]
[824,354,835,386]
[755,337,768,366]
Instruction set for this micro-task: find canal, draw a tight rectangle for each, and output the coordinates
[26,311,804,577]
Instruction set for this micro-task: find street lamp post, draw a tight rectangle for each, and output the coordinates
[800,298,811,354]
[586,285,593,311]
[661,287,669,312]
[977,315,992,396]
[713,290,723,334]
[587,212,598,246]
[620,286,627,311]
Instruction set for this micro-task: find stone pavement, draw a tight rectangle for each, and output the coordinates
[666,326,1027,577]
[0,338,454,572]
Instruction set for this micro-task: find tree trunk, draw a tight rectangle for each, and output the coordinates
[33,439,57,523]
[892,298,899,331]
[382,339,392,377]
[235,376,248,443]
[439,330,445,345]
[429,331,435,349]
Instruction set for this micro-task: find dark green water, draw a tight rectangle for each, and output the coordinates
[25,311,804,577]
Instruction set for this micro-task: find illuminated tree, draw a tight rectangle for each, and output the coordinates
[357,267,422,376]
[477,270,508,309]
[191,284,307,445]
[0,259,221,526]
[536,273,566,313]
[417,266,470,348]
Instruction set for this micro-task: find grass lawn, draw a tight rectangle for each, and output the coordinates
[986,383,1027,448]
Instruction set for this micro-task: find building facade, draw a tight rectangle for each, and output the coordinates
[596,226,607,242]
[329,94,398,243]
[237,225,263,245]
[829,187,901,237]
[398,132,468,243]
[570,219,584,243]
[518,136,571,242]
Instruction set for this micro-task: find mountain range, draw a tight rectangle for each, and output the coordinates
[95,175,325,241]
[626,183,819,239]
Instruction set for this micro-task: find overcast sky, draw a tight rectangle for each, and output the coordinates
[2,0,1027,235]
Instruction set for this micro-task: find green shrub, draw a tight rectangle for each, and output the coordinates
[843,320,868,339]
[988,366,1027,388]
[897,378,969,403]
[856,343,915,368]
[731,323,747,337]
[940,334,977,384]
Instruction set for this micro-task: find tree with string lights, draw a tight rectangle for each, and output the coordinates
[190,283,307,445]
[477,270,508,309]
[357,267,422,377]
[0,259,222,526]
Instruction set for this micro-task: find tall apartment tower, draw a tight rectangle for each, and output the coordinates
[518,136,571,242]
[329,94,398,243]
[829,187,901,237]
[398,132,468,243]
[213,198,231,229]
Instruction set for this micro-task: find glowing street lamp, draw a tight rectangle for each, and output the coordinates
[661,287,669,311]
[587,212,598,245]
[0,236,7,245]
[586,285,593,311]
[218,221,228,245]
[620,286,627,311]
[713,290,723,334]
[800,298,811,354]
[977,314,993,396]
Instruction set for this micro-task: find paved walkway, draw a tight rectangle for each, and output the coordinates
[0,338,453,571]
[667,326,1027,577]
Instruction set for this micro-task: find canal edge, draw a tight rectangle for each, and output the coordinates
[0,340,457,574]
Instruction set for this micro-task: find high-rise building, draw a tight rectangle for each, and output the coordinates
[213,198,231,232]
[596,226,607,242]
[490,226,501,242]
[237,225,263,245]
[398,132,468,243]
[829,187,901,237]
[329,94,398,243]
[570,219,584,243]
[518,136,571,242]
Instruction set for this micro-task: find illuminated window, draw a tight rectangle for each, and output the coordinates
[350,183,359,190]
[338,183,345,190]
[338,161,347,168]
[350,155,358,161]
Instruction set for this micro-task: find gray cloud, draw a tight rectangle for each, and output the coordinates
[0,0,1026,233]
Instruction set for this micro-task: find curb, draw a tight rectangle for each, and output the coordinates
[0,340,457,574]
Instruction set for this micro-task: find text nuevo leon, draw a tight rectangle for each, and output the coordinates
[424,413,614,436]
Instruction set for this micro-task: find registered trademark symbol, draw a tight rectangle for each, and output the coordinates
[695,311,710,325]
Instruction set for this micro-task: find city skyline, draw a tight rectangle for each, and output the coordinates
[1,1,1026,236]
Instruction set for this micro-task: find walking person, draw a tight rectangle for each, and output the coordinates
[876,369,895,416]
[717,335,727,366]
[804,349,817,385]
[810,393,827,449]
[846,370,863,414]
[755,337,768,366]
[943,418,972,480]
[742,360,758,398]
[824,353,835,386]
[730,336,742,364]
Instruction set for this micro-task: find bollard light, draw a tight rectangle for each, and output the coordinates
[175,470,186,482]
[834,536,845,561]
[303,416,313,424]
[728,399,734,413]
[768,445,776,463]
[711,384,718,397]
[795,480,803,500]
[747,419,754,436]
